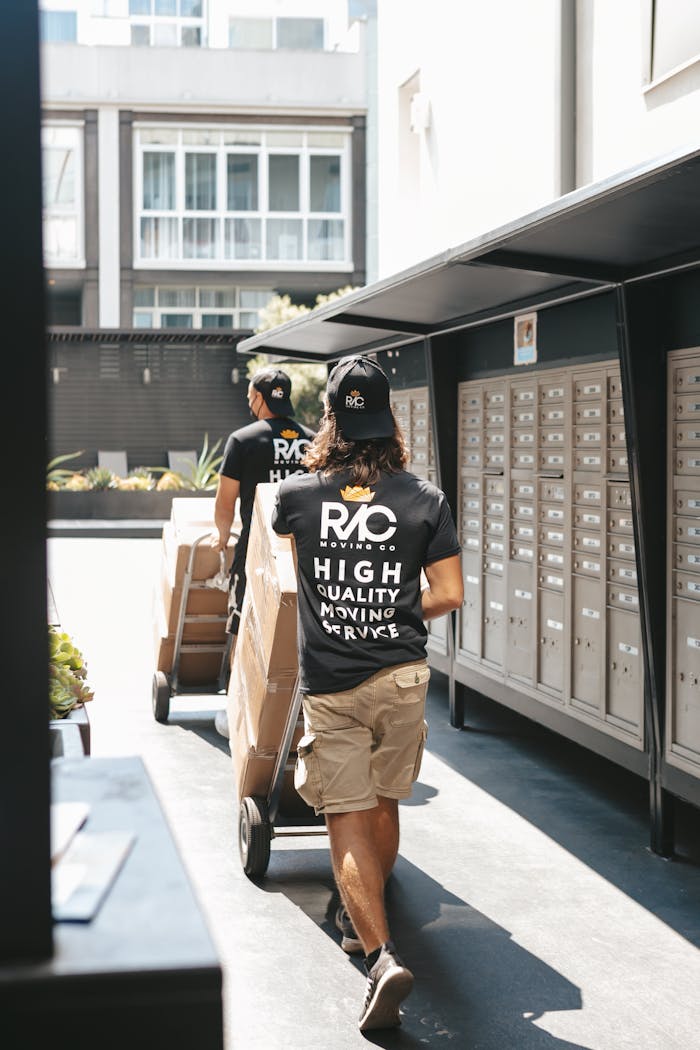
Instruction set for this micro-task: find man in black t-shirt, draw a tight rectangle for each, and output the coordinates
[272,355,463,1032]
[211,366,315,737]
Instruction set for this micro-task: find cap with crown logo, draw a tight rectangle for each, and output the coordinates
[326,355,394,440]
[252,368,294,417]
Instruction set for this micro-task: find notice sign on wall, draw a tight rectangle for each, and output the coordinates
[514,312,537,366]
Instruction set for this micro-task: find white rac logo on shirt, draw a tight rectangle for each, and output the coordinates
[320,501,397,544]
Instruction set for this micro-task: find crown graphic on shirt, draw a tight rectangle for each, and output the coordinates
[271,386,284,398]
[280,428,299,439]
[340,485,375,503]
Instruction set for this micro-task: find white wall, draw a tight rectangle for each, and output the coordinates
[41,41,366,113]
[376,0,563,278]
[576,0,700,186]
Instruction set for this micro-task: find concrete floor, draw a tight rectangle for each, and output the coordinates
[48,536,700,1050]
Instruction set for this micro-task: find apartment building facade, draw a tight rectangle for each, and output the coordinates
[40,0,368,330]
[39,0,369,467]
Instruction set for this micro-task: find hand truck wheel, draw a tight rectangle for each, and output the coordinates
[239,796,271,878]
[152,671,171,723]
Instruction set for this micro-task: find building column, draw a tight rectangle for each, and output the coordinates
[98,107,120,328]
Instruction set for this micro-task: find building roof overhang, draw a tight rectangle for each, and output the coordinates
[236,142,700,362]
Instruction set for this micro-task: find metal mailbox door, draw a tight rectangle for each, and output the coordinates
[483,573,506,667]
[460,553,481,658]
[670,598,700,766]
[506,561,534,681]
[606,607,643,733]
[538,589,565,694]
[572,575,604,711]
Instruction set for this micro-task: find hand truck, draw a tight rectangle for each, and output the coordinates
[152,530,239,723]
[238,674,327,878]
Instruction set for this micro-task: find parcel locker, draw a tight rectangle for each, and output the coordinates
[668,599,700,770]
[538,588,565,695]
[455,364,645,742]
[506,562,535,681]
[461,552,482,658]
[606,609,643,734]
[667,349,700,777]
[483,573,506,667]
[571,575,604,713]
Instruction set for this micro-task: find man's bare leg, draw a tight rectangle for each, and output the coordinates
[326,796,400,955]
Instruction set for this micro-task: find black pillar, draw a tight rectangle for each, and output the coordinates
[615,282,674,857]
[425,336,464,727]
[0,2,53,961]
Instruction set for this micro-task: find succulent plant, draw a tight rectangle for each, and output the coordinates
[85,466,117,491]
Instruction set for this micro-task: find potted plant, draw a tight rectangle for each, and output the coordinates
[47,435,223,520]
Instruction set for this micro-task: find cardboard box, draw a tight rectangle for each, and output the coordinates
[227,481,306,810]
[244,483,298,674]
[152,591,227,685]
[227,603,298,752]
[159,556,228,642]
[162,520,237,584]
[229,693,306,814]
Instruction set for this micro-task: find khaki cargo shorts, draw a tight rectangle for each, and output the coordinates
[294,660,430,815]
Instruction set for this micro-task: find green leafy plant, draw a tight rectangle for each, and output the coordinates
[179,433,223,490]
[48,626,94,720]
[85,466,117,491]
[47,450,85,490]
[115,467,156,491]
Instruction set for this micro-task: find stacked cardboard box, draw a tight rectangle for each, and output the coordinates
[227,482,310,816]
[153,497,239,686]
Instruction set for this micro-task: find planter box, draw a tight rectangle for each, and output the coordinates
[49,721,85,759]
[50,702,91,754]
[48,490,214,521]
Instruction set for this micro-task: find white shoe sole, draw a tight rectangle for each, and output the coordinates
[358,966,414,1031]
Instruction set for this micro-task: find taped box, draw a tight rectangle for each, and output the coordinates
[228,481,310,816]
[158,556,228,642]
[244,482,297,674]
[227,600,297,752]
[162,520,238,584]
[152,590,227,685]
[229,698,307,817]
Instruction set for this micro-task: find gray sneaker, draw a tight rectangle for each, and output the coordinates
[358,941,414,1031]
[335,905,363,954]
[214,709,229,739]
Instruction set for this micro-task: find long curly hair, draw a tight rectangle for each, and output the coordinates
[302,407,409,486]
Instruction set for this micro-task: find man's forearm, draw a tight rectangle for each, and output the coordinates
[422,589,460,621]
[214,505,234,547]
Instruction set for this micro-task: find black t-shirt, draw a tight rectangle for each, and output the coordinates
[220,416,315,569]
[271,468,461,694]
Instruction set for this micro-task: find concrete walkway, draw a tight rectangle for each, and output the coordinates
[48,536,700,1050]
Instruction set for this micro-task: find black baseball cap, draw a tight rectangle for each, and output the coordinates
[327,355,394,440]
[252,368,294,417]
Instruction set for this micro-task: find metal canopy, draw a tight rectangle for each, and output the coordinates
[237,143,700,361]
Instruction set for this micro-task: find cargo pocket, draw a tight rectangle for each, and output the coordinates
[411,721,428,782]
[294,733,322,809]
[390,665,431,726]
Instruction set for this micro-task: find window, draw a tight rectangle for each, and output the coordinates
[135,126,351,267]
[277,18,324,51]
[40,10,77,43]
[129,0,203,47]
[228,17,272,50]
[229,16,324,51]
[132,286,271,329]
[42,124,84,266]
[651,0,700,80]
